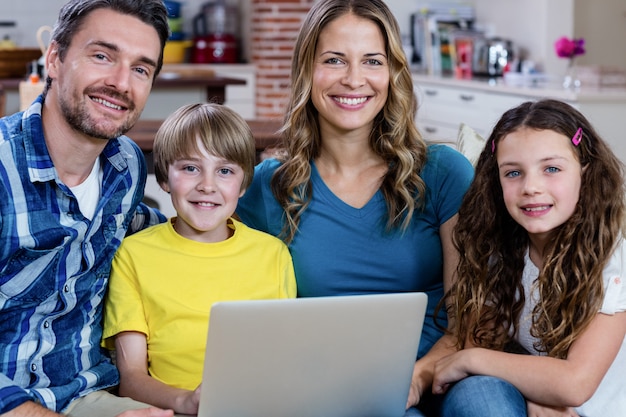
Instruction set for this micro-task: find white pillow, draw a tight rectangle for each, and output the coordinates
[457,123,486,167]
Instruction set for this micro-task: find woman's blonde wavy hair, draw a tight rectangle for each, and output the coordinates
[270,0,428,243]
[448,99,625,359]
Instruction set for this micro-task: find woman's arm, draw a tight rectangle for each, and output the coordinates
[433,311,626,407]
[407,214,460,407]
[115,332,201,415]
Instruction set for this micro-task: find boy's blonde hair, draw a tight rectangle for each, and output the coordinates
[153,103,256,191]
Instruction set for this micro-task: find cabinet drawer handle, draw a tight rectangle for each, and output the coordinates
[424,126,437,133]
[459,94,475,101]
[424,89,438,96]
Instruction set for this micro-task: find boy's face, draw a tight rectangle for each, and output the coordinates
[161,141,245,243]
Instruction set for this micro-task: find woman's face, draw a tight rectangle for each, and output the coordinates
[311,13,389,138]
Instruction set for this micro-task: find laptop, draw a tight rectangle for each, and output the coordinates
[198,292,428,417]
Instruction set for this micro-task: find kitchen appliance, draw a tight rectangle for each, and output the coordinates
[410,2,475,74]
[191,0,239,64]
[472,37,514,77]
[191,34,237,64]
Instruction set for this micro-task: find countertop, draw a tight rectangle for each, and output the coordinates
[0,67,246,90]
[129,119,282,153]
[0,66,246,115]
[411,72,626,102]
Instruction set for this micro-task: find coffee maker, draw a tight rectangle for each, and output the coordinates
[191,0,239,64]
[410,2,475,74]
[472,37,515,77]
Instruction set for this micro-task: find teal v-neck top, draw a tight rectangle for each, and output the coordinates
[237,144,473,357]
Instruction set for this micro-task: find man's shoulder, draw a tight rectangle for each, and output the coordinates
[113,134,143,155]
[0,112,26,144]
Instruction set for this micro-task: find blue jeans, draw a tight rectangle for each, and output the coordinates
[405,406,427,417]
[440,376,527,417]
[404,389,444,417]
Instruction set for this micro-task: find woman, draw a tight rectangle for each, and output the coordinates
[236,0,473,414]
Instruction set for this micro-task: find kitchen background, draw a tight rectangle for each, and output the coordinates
[3,0,626,72]
[2,0,625,217]
[2,0,626,118]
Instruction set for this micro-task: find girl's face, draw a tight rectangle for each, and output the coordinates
[497,128,583,246]
[161,139,245,243]
[311,13,389,138]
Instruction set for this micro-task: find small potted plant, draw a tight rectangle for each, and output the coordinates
[554,36,585,89]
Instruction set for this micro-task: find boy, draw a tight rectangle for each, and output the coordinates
[102,103,297,415]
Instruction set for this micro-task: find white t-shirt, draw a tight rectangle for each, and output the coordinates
[518,239,626,416]
[69,157,102,220]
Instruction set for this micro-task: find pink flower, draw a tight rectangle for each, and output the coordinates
[554,36,585,59]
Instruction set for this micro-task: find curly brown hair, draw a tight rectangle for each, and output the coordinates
[270,0,427,243]
[448,99,625,358]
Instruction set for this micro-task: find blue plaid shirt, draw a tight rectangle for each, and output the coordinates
[0,97,165,413]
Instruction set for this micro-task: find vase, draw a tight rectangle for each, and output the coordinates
[563,60,581,90]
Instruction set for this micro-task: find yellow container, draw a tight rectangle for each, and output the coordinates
[163,40,193,64]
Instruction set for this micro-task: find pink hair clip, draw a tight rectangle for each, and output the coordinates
[572,127,583,146]
[491,139,495,154]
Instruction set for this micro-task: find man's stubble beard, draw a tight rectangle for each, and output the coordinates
[60,88,139,140]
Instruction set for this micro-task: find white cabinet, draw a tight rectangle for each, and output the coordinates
[209,64,256,119]
[414,80,531,144]
[412,74,626,165]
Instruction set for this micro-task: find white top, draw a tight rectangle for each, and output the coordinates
[518,239,626,416]
[69,157,102,220]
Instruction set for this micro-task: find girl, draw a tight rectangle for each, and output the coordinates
[434,99,626,416]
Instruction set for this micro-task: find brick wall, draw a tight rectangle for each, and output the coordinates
[251,0,314,120]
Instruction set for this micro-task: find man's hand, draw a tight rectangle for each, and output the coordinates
[116,407,174,417]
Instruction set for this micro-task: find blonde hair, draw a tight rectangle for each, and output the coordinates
[153,103,255,191]
[449,99,626,358]
[271,0,427,243]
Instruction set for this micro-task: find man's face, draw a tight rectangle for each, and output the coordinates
[46,8,161,139]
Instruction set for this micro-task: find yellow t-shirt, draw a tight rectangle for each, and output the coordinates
[102,218,296,390]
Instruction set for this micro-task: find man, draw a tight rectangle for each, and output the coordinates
[0,1,174,416]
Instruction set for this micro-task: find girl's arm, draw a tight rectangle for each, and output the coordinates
[407,214,460,407]
[114,331,201,415]
[433,311,626,407]
[526,400,579,417]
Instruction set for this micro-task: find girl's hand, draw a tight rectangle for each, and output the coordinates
[527,400,580,417]
[432,350,474,394]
